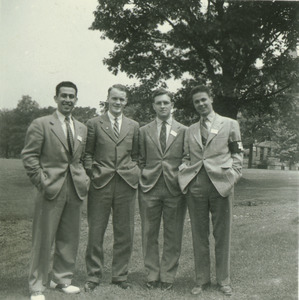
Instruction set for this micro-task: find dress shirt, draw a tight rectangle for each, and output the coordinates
[108,111,123,131]
[56,110,75,137]
[201,111,215,132]
[156,116,172,141]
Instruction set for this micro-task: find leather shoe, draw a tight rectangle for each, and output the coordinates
[84,281,98,292]
[50,280,80,294]
[30,292,45,300]
[218,284,232,296]
[112,281,132,289]
[190,282,211,295]
[146,281,159,289]
[161,282,173,291]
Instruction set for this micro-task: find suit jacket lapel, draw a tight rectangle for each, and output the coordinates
[206,113,223,146]
[192,121,203,148]
[117,116,130,144]
[73,118,84,154]
[100,113,118,143]
[164,120,180,153]
[50,112,69,151]
[147,120,163,154]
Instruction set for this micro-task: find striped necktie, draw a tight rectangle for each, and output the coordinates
[113,117,119,139]
[160,121,167,153]
[65,116,74,155]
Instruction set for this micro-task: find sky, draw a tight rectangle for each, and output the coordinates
[0,0,183,110]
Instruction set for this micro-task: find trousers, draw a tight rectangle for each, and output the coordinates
[29,172,82,293]
[85,174,136,283]
[139,175,186,283]
[187,167,232,286]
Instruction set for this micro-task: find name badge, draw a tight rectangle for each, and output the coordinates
[77,136,82,142]
[211,128,218,134]
[170,130,177,137]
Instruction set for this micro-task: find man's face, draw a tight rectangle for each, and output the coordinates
[107,88,127,117]
[54,87,77,116]
[192,92,213,116]
[152,94,173,120]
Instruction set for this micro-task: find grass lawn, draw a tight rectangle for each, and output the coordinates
[0,159,298,300]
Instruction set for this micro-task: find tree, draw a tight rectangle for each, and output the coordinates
[90,0,298,119]
[72,107,98,124]
[239,88,299,168]
[0,98,98,158]
[0,109,17,158]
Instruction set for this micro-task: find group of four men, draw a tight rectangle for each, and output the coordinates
[22,81,243,300]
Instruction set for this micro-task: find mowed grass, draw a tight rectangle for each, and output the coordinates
[0,159,298,300]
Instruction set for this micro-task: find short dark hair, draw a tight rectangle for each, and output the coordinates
[190,85,212,99]
[55,81,78,96]
[107,84,128,98]
[152,88,172,103]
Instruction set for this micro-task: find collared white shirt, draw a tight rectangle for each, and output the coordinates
[56,110,75,137]
[156,116,172,141]
[108,111,123,131]
[201,110,215,132]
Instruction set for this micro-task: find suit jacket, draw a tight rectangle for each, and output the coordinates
[21,111,89,201]
[84,113,140,189]
[178,113,243,197]
[139,119,187,196]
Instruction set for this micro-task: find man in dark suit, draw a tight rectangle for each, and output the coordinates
[178,85,243,296]
[22,81,90,300]
[139,88,187,291]
[84,84,140,291]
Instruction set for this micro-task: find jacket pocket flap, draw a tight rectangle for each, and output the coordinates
[221,161,233,169]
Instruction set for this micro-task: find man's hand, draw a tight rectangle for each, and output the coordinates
[178,163,188,171]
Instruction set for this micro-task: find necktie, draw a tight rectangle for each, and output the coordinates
[65,116,74,155]
[160,121,167,153]
[113,117,119,139]
[200,117,209,146]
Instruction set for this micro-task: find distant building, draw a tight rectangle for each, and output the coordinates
[244,141,298,170]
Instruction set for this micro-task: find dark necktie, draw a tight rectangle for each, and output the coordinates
[160,121,167,153]
[65,116,74,155]
[113,117,119,139]
[200,117,209,146]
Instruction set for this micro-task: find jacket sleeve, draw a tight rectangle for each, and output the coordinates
[229,120,243,181]
[21,119,44,188]
[83,119,96,172]
[181,127,191,166]
[138,127,146,170]
[131,122,140,164]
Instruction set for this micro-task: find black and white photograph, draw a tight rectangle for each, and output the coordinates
[0,1,298,299]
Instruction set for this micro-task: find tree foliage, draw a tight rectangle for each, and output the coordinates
[91,0,298,119]
[238,88,299,167]
[0,97,97,158]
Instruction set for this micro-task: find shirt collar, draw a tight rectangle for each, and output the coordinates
[56,110,72,123]
[156,116,172,126]
[203,110,215,123]
[108,111,122,123]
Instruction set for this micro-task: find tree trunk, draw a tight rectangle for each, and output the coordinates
[248,143,253,168]
[213,95,239,119]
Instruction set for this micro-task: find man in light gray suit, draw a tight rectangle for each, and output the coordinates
[178,85,243,296]
[22,81,90,300]
[139,88,187,291]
